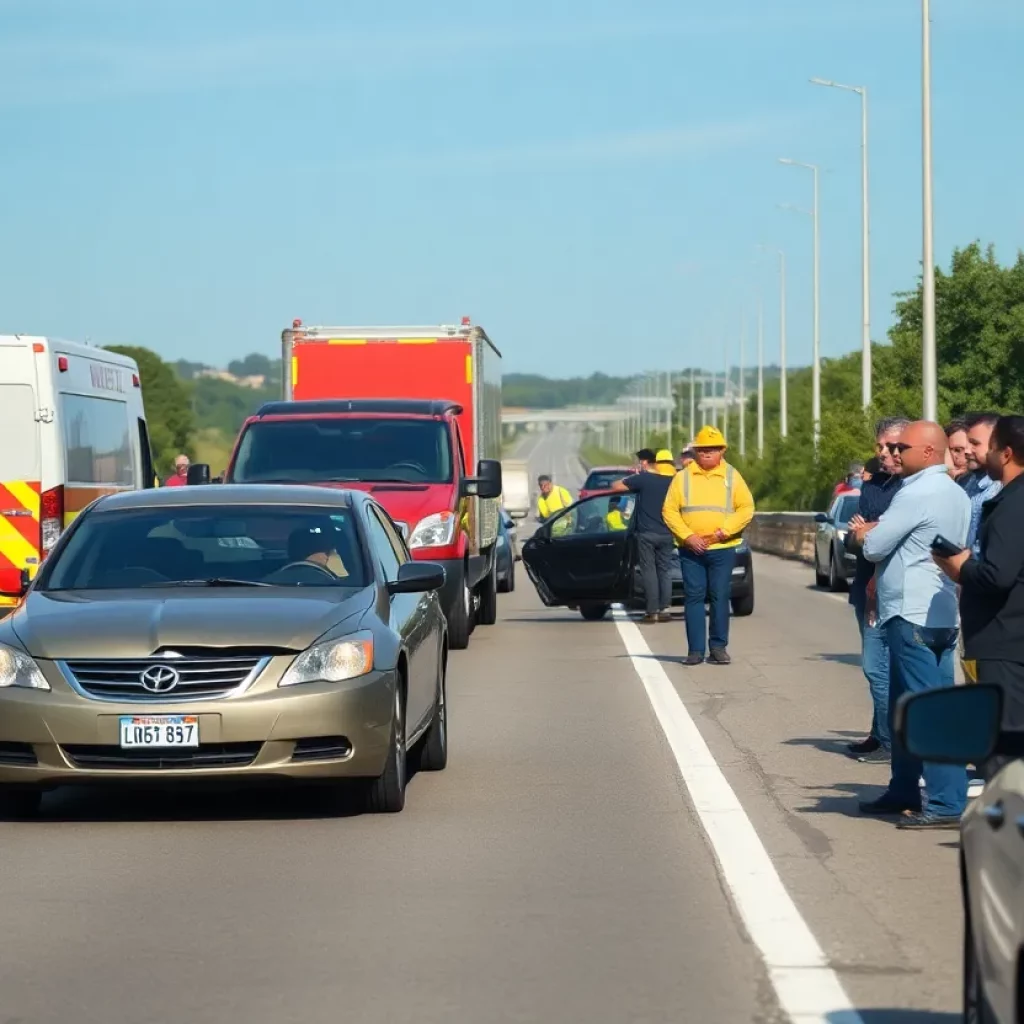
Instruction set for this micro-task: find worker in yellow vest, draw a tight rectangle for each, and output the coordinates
[536,475,574,536]
[662,425,755,666]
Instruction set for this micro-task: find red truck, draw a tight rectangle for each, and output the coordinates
[221,319,503,649]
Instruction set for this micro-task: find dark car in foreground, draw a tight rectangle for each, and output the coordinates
[896,685,1024,1024]
[0,485,449,817]
[521,492,755,622]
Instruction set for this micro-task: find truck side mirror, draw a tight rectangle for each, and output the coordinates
[461,459,502,500]
[187,464,211,486]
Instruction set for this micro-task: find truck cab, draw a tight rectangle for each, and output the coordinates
[224,399,501,649]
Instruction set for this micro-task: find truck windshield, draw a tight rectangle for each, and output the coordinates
[232,417,454,485]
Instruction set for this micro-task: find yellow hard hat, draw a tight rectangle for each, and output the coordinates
[655,448,675,463]
[693,425,727,449]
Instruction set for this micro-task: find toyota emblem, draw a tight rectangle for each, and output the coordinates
[139,665,181,694]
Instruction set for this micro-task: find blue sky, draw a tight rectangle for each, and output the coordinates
[0,0,1021,377]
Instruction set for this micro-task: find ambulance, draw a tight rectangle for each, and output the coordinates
[0,336,154,614]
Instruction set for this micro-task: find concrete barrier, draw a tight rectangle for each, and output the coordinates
[745,512,818,565]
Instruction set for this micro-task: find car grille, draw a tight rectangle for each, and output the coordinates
[0,741,37,766]
[61,655,267,702]
[61,742,263,771]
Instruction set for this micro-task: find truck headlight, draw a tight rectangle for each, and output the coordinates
[279,632,374,687]
[408,512,457,549]
[0,644,50,691]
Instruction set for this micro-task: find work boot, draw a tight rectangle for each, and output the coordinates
[708,647,731,665]
[657,611,672,623]
[847,736,880,757]
[641,614,658,625]
[683,653,704,666]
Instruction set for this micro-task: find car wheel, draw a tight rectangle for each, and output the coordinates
[364,682,407,813]
[814,548,829,587]
[448,568,471,650]
[579,603,610,621]
[828,545,846,592]
[477,560,498,626]
[507,560,516,593]
[964,909,996,1023]
[417,647,448,772]
[731,584,755,617]
[0,788,42,820]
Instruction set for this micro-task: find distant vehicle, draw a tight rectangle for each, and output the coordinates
[0,336,155,619]
[813,491,861,591]
[217,319,503,652]
[496,508,519,593]
[521,492,755,622]
[896,684,1022,1024]
[0,484,449,818]
[579,466,632,500]
[499,458,531,520]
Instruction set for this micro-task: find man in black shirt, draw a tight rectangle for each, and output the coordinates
[613,448,677,624]
[935,416,1024,749]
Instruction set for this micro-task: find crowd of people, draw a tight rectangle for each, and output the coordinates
[840,412,1024,828]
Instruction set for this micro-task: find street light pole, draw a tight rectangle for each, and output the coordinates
[779,159,821,447]
[779,249,788,438]
[689,366,696,444]
[756,299,765,457]
[811,78,872,409]
[921,0,938,421]
[739,311,746,457]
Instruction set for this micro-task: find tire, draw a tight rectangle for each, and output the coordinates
[364,682,407,813]
[417,647,448,772]
[814,549,829,587]
[731,585,755,617]
[963,910,996,1023]
[579,603,610,622]
[447,568,471,650]
[0,788,42,820]
[507,560,515,593]
[477,559,498,626]
[828,545,846,592]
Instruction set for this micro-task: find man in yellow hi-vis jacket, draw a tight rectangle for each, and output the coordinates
[662,425,755,665]
[536,475,574,536]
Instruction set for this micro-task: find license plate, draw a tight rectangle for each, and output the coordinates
[118,715,199,749]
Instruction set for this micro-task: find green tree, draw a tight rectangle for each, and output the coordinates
[106,345,195,476]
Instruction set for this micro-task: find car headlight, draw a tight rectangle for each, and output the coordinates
[408,512,457,549]
[0,644,50,691]
[279,632,374,687]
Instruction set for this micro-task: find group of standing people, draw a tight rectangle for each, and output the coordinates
[843,413,1024,828]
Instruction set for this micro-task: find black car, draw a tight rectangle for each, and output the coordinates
[521,492,755,622]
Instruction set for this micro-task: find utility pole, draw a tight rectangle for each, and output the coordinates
[689,366,696,445]
[757,299,765,458]
[921,0,938,422]
[739,311,746,458]
[779,249,788,438]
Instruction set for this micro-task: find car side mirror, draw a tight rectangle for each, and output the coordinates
[387,561,446,595]
[0,568,30,599]
[813,513,831,524]
[187,464,212,486]
[461,459,502,500]
[895,685,1003,765]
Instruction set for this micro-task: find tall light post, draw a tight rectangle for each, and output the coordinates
[722,336,729,444]
[810,77,872,409]
[738,310,746,457]
[779,158,821,448]
[921,0,937,421]
[756,298,765,458]
[689,366,696,442]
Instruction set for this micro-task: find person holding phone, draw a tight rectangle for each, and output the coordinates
[850,421,971,829]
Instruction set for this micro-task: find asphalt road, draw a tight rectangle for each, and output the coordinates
[0,427,963,1024]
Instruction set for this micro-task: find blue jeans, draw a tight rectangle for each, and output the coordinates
[679,547,736,655]
[854,606,891,749]
[885,616,966,817]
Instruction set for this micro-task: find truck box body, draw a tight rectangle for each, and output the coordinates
[224,320,502,648]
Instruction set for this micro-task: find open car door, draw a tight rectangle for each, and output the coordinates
[521,492,636,607]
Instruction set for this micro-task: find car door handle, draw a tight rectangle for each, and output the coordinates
[982,802,1005,829]
[594,542,615,548]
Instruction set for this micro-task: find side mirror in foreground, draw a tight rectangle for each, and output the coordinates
[895,685,1003,765]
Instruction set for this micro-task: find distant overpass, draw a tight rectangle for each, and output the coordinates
[501,406,628,426]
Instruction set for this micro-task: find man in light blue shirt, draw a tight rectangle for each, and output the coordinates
[853,421,971,828]
[962,412,1003,554]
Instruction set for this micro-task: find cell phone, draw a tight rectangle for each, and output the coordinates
[930,534,964,558]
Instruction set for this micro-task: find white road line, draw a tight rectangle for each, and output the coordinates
[612,610,864,1024]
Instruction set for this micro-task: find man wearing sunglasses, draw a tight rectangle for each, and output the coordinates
[851,421,971,829]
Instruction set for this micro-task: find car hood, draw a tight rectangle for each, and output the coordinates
[6,588,374,660]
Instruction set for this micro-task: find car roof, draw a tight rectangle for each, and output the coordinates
[92,484,361,512]
[252,399,462,418]
[587,466,632,473]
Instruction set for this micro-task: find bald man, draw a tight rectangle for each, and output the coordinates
[850,421,971,828]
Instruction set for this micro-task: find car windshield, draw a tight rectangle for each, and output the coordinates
[835,496,860,524]
[40,506,369,591]
[583,470,628,490]
[231,417,453,485]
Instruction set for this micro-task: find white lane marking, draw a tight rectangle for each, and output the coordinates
[612,609,864,1024]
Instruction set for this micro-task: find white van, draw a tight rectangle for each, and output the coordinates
[0,336,154,612]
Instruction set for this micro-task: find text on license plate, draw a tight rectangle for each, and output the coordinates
[119,716,199,749]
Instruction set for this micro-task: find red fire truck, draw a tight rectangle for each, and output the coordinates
[222,319,503,649]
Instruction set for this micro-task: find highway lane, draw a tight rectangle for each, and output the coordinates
[0,426,964,1022]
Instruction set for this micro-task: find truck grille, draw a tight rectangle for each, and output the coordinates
[61,656,267,702]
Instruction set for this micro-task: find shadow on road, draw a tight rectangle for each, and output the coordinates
[784,731,871,756]
[795,778,886,817]
[829,1012,959,1023]
[811,652,864,667]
